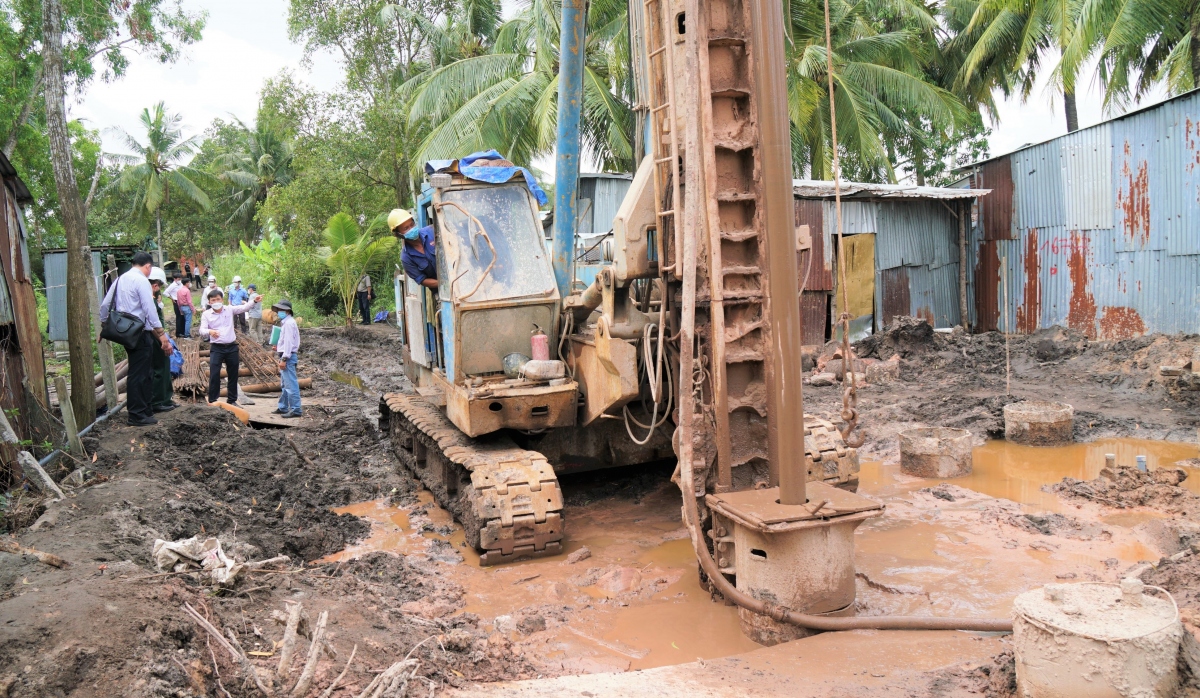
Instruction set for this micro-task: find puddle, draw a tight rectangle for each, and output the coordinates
[322,436,1197,676]
[861,437,1200,513]
[331,371,368,392]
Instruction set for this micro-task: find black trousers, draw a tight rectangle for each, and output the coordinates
[126,330,156,421]
[357,291,372,324]
[173,301,185,337]
[208,342,241,404]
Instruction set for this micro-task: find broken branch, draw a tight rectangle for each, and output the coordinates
[0,538,68,568]
[317,644,357,698]
[290,609,328,697]
[286,435,316,468]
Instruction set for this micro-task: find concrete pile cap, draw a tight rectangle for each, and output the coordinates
[1003,401,1073,422]
[1014,582,1178,641]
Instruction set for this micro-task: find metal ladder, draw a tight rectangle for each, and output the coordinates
[642,0,684,272]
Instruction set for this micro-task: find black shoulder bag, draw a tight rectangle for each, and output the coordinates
[100,274,146,349]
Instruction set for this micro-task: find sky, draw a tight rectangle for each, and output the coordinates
[77,0,1173,172]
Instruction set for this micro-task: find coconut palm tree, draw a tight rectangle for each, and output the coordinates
[320,212,398,326]
[1060,0,1198,106]
[787,0,968,180]
[114,102,213,254]
[380,0,502,69]
[407,0,634,173]
[217,117,295,233]
[953,0,1085,131]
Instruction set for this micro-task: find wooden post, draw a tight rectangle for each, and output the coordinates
[958,200,969,330]
[88,251,118,411]
[54,376,85,457]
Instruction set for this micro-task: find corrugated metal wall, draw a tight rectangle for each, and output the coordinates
[578,174,632,238]
[967,90,1200,339]
[817,198,966,331]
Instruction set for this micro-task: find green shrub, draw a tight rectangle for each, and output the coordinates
[279,245,340,316]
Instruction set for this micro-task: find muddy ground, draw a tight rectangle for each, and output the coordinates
[805,320,1200,462]
[1,321,1199,697]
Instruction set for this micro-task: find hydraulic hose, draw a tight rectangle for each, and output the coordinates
[677,460,1013,633]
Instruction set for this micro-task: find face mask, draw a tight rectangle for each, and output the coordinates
[211,302,224,311]
[278,311,288,319]
[403,227,421,241]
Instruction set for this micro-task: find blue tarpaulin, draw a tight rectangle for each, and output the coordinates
[424,150,549,206]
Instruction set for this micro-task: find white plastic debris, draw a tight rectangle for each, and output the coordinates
[152,536,243,585]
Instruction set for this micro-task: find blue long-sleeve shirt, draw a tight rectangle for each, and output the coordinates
[401,226,438,285]
[100,268,162,332]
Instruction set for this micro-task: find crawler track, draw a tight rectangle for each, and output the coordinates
[380,393,564,565]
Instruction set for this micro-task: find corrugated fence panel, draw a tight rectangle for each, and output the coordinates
[44,251,67,341]
[975,157,1015,240]
[45,251,103,342]
[874,200,959,271]
[795,197,833,291]
[1161,94,1200,256]
[1112,108,1166,252]
[592,177,632,235]
[879,266,910,328]
[1012,142,1066,230]
[1061,124,1114,230]
[800,291,829,345]
[907,264,962,329]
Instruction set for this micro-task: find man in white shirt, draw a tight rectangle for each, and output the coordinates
[271,299,302,418]
[198,288,261,406]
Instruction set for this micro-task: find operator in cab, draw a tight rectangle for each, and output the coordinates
[390,208,438,289]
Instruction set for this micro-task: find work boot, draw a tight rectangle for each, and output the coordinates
[128,416,159,426]
[239,397,256,405]
[153,402,178,413]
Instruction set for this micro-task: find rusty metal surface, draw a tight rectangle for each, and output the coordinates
[706,480,882,532]
[964,91,1200,339]
[799,292,829,345]
[381,392,564,565]
[975,157,1015,241]
[879,267,911,328]
[566,329,639,425]
[795,197,832,291]
[439,371,577,438]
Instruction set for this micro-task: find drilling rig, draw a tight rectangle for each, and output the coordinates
[380,0,900,642]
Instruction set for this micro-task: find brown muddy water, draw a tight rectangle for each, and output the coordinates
[323,436,1197,674]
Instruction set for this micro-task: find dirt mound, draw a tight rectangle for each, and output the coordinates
[1049,465,1200,516]
[1143,551,1200,611]
[856,316,935,359]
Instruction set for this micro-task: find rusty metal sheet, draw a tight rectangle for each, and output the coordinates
[795,197,833,291]
[792,179,989,200]
[879,266,910,328]
[800,291,828,345]
[974,239,1001,331]
[975,157,1015,240]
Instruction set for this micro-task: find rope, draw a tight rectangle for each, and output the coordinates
[822,0,864,448]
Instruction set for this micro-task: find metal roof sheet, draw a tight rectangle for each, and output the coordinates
[793,179,990,200]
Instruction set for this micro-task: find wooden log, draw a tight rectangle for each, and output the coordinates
[276,601,303,681]
[17,451,65,500]
[219,378,311,397]
[290,610,328,697]
[93,359,128,387]
[54,377,85,457]
[201,366,253,378]
[0,538,69,567]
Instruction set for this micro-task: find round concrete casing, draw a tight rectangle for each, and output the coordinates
[1013,583,1182,698]
[1004,401,1074,446]
[899,427,973,478]
[733,517,864,645]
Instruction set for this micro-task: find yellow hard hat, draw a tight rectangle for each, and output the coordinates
[388,208,413,231]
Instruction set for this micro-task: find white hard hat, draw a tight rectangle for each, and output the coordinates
[232,275,241,283]
[149,266,167,284]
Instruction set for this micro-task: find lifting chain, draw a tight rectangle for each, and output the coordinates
[823,0,864,449]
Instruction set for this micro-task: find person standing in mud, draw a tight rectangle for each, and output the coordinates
[199,287,261,407]
[272,299,302,418]
[99,251,173,426]
[356,272,373,325]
